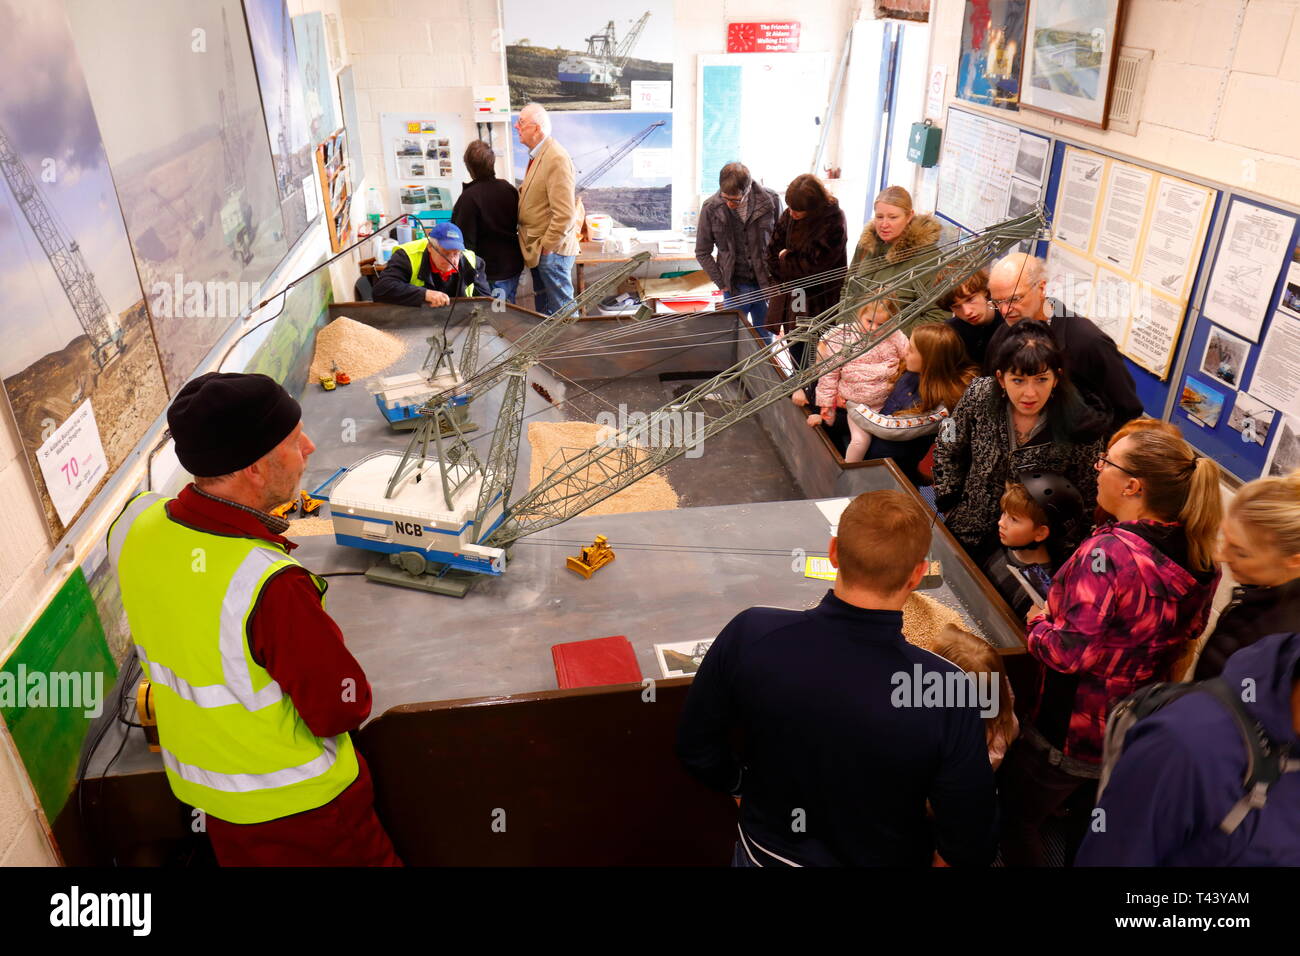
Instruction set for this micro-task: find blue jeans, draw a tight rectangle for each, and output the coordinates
[530,252,575,315]
[490,275,519,305]
[724,282,772,343]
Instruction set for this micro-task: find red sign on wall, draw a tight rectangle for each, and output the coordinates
[726,21,801,53]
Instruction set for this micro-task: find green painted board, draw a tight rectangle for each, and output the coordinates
[1,568,116,821]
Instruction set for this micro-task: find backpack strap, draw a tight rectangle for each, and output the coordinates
[1196,678,1297,835]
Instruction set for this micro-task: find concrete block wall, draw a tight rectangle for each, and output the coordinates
[339,0,862,230]
[928,0,1300,205]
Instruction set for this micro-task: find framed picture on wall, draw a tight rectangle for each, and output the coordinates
[1019,0,1126,129]
[955,0,1028,111]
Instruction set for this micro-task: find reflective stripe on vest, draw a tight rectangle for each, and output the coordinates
[161,735,340,794]
[397,238,477,296]
[110,493,358,824]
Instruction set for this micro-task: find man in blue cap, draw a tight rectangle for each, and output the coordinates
[372,221,490,307]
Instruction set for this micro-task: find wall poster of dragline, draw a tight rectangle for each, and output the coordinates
[245,0,317,246]
[0,2,169,540]
[67,0,287,393]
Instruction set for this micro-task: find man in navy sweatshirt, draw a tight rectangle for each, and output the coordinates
[1077,631,1300,866]
[676,490,999,866]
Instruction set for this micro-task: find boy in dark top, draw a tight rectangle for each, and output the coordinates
[982,473,1085,618]
[451,139,525,303]
[676,490,998,867]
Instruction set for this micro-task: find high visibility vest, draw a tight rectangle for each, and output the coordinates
[398,239,477,296]
[106,493,359,824]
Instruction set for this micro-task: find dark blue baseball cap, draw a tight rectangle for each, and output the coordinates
[428,221,465,250]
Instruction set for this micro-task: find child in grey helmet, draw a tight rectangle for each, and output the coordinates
[982,471,1085,617]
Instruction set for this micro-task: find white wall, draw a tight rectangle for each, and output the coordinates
[927,0,1300,205]
[340,0,866,230]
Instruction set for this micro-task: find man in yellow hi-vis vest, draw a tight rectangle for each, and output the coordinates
[372,220,489,307]
[107,372,401,866]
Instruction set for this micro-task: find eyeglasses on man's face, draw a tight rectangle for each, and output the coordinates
[989,293,1028,309]
[721,192,743,206]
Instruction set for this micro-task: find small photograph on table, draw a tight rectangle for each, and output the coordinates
[1226,393,1276,447]
[437,147,451,160]
[1200,325,1251,389]
[654,639,715,678]
[396,138,422,157]
[438,161,453,177]
[1179,376,1227,429]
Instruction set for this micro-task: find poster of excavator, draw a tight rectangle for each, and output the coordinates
[66,0,287,393]
[0,2,168,540]
[245,0,317,247]
[503,0,673,112]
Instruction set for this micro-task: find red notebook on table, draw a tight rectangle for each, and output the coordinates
[552,635,642,689]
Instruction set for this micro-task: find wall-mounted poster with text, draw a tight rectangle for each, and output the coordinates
[0,2,169,540]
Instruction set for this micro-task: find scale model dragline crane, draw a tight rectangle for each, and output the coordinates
[314,209,1047,596]
[0,123,125,373]
[557,11,651,98]
[575,120,665,194]
[219,6,255,265]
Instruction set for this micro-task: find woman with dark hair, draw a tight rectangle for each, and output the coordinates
[451,139,524,302]
[932,322,1107,565]
[1003,428,1224,866]
[765,174,847,354]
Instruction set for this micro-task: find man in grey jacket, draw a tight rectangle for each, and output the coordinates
[695,162,782,342]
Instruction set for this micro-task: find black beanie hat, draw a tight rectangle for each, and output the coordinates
[167,372,302,477]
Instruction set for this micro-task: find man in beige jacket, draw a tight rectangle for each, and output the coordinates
[515,103,582,314]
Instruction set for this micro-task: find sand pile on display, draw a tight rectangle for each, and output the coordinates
[287,515,336,537]
[526,421,679,516]
[309,317,407,381]
[901,592,968,652]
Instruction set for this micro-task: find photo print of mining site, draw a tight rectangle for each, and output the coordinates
[511,111,673,229]
[291,10,338,145]
[1179,375,1228,429]
[1200,324,1251,390]
[245,0,316,245]
[66,0,287,393]
[1226,392,1276,448]
[503,0,673,112]
[655,639,715,679]
[0,2,169,540]
[239,269,332,398]
[1265,415,1300,478]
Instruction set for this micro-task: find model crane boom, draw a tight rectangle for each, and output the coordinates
[0,123,123,371]
[483,210,1047,548]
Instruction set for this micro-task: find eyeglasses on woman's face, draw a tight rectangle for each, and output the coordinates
[1095,454,1137,477]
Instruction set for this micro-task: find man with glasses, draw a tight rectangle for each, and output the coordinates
[984,252,1142,435]
[514,103,582,314]
[695,162,782,343]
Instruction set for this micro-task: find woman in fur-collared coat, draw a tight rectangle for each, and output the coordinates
[765,174,847,342]
[844,186,950,327]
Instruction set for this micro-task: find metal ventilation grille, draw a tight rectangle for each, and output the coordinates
[1108,48,1153,134]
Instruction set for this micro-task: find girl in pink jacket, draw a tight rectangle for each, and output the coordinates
[808,298,910,461]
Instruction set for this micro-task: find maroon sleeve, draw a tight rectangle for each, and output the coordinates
[247,568,373,737]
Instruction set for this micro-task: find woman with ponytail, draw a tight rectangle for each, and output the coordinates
[1000,429,1223,866]
[1193,469,1300,679]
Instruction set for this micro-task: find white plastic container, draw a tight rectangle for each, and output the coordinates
[585,213,612,241]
